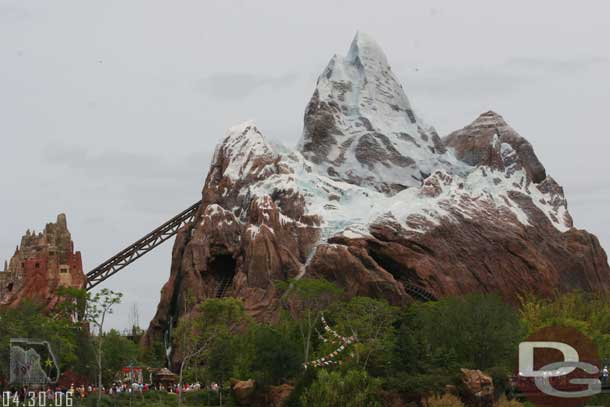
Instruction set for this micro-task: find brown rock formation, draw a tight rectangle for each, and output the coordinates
[460,368,494,407]
[144,122,322,348]
[144,33,610,358]
[268,384,294,407]
[0,214,86,309]
[231,379,256,406]
[444,110,547,183]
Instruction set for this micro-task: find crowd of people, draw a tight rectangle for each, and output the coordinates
[1,381,216,403]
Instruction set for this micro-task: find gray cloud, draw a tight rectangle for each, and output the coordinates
[197,73,298,101]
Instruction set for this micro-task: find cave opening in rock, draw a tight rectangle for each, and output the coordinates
[368,249,436,301]
[368,250,420,284]
[209,254,236,298]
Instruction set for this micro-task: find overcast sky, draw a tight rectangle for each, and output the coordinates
[1,0,609,330]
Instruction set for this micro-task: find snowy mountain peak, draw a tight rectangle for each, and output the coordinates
[299,33,459,194]
[346,31,390,69]
[205,34,573,236]
[213,120,277,182]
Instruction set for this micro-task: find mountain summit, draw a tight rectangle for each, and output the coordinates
[145,34,609,358]
[300,32,460,193]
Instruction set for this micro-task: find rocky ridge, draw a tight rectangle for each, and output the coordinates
[0,214,86,309]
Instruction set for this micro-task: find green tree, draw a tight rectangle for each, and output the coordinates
[329,297,398,374]
[300,369,382,407]
[520,291,610,358]
[174,297,248,406]
[206,331,238,391]
[279,278,342,364]
[138,337,166,369]
[248,324,301,386]
[101,329,140,384]
[394,310,434,374]
[412,293,523,371]
[85,288,123,407]
[55,286,88,322]
[387,293,523,396]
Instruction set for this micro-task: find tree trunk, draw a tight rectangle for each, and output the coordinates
[97,335,103,406]
[96,312,106,407]
[178,359,186,407]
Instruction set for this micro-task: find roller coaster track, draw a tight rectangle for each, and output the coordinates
[215,273,234,298]
[85,201,201,290]
[403,281,437,302]
[85,200,439,304]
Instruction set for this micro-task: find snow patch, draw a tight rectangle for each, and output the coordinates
[221,121,276,181]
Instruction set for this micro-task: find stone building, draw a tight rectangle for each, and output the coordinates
[0,214,86,308]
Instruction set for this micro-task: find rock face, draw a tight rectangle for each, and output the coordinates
[231,379,256,405]
[145,123,322,348]
[268,384,294,407]
[0,214,86,309]
[460,368,494,407]
[144,33,610,351]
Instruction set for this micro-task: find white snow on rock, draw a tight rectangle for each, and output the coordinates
[205,33,572,239]
[239,135,571,237]
[218,121,276,181]
[299,32,468,191]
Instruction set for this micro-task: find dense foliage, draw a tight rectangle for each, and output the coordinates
[2,282,608,407]
[520,290,610,359]
[300,369,382,406]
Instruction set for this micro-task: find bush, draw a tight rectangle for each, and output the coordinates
[283,367,316,407]
[300,369,382,407]
[385,371,455,397]
[486,366,510,398]
[249,324,302,386]
[494,395,524,406]
[426,393,465,407]
[409,294,524,371]
[588,392,610,405]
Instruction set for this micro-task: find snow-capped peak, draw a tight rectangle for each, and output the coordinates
[346,31,390,71]
[215,120,277,181]
[205,33,573,239]
[299,32,461,194]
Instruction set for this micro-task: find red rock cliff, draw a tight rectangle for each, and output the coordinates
[0,214,86,309]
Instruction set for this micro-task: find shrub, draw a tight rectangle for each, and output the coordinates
[249,324,301,386]
[426,393,465,407]
[410,294,524,371]
[300,369,382,407]
[283,367,316,407]
[494,395,524,406]
[486,366,510,398]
